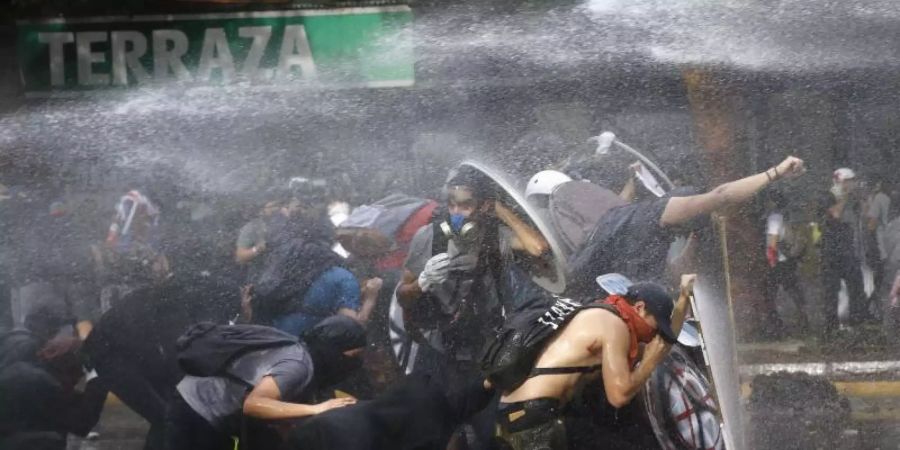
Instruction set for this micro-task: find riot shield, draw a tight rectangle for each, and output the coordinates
[461,159,736,450]
[458,159,569,294]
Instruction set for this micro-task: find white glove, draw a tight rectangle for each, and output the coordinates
[448,253,478,273]
[418,253,451,292]
[83,366,99,382]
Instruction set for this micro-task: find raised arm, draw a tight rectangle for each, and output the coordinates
[340,277,382,325]
[670,274,696,337]
[618,162,643,202]
[600,320,662,408]
[495,201,549,257]
[661,156,805,227]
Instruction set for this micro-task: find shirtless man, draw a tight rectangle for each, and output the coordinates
[496,275,695,450]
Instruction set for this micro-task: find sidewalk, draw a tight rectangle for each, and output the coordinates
[738,331,900,449]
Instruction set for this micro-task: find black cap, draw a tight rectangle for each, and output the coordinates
[625,282,676,344]
[303,315,367,351]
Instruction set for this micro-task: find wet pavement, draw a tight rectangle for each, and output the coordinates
[66,400,147,450]
[67,385,900,450]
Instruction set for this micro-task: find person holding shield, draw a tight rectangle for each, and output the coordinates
[395,166,548,449]
[495,275,696,450]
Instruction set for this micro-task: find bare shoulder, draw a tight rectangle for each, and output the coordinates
[567,307,629,343]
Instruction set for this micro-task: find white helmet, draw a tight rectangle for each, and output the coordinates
[525,170,572,203]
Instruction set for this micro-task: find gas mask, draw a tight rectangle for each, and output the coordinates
[440,214,477,239]
[442,186,482,251]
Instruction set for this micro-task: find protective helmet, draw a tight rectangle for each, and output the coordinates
[525,170,572,203]
[833,168,856,182]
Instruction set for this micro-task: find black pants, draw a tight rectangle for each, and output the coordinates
[764,259,809,333]
[412,345,496,450]
[0,432,67,450]
[163,394,233,450]
[94,355,172,450]
[822,253,867,331]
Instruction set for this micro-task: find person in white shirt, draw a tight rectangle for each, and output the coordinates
[879,212,900,344]
[866,176,891,312]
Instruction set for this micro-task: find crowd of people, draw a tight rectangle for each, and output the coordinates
[1,151,894,450]
[760,168,899,341]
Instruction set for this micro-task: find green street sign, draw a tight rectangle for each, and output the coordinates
[16,6,414,93]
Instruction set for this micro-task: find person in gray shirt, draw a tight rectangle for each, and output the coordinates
[163,316,366,450]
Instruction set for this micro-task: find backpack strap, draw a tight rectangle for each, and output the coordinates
[523,303,619,380]
[528,364,601,378]
[431,221,450,255]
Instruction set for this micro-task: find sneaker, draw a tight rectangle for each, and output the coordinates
[86,431,100,440]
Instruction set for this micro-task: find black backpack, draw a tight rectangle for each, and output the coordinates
[480,295,619,392]
[175,322,298,378]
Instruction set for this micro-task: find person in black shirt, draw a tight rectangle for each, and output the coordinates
[567,156,807,294]
[818,168,868,336]
[0,324,106,450]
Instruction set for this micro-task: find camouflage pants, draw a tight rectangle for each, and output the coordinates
[498,418,567,450]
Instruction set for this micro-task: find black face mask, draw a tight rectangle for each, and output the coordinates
[302,315,367,389]
[307,342,363,389]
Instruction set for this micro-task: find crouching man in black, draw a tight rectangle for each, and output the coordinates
[286,375,496,450]
[162,315,366,450]
[0,307,106,450]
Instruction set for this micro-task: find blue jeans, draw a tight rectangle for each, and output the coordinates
[271,312,322,338]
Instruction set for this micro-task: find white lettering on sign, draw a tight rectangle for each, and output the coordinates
[238,26,273,80]
[196,28,235,82]
[37,32,74,86]
[152,29,191,81]
[111,31,149,86]
[36,23,321,87]
[76,32,110,86]
[277,25,317,80]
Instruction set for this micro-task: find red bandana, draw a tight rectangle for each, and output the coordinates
[604,295,657,367]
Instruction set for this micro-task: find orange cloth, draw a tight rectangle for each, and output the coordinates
[603,295,657,367]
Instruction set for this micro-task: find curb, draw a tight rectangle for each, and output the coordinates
[739,360,900,380]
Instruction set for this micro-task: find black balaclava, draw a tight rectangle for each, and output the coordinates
[303,315,366,389]
[24,305,76,343]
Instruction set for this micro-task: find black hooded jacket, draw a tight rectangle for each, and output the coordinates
[285,375,494,450]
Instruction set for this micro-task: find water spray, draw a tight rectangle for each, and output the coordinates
[587,131,676,190]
